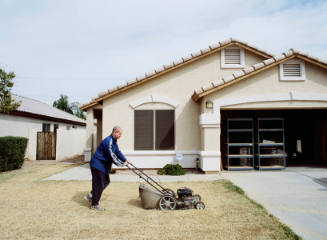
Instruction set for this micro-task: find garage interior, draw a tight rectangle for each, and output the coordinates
[221,109,327,170]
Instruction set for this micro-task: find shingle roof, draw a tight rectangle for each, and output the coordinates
[12,94,86,125]
[80,38,274,110]
[192,49,327,101]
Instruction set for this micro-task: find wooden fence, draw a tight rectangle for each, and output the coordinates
[36,132,56,160]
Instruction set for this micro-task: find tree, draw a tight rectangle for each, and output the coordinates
[70,101,86,120]
[53,94,73,114]
[0,68,20,113]
[53,95,86,120]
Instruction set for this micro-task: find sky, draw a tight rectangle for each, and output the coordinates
[0,0,327,106]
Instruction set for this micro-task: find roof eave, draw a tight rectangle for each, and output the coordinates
[5,111,86,126]
[79,102,100,111]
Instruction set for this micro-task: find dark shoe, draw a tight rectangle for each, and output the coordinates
[91,205,105,211]
[84,193,92,202]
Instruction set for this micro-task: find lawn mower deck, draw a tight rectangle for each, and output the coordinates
[158,187,205,210]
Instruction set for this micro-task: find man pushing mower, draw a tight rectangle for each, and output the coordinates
[84,126,129,211]
[84,125,205,211]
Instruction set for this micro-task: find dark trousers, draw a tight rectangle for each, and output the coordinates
[91,167,110,206]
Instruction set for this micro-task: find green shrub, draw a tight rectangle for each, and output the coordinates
[0,136,28,172]
[157,164,185,176]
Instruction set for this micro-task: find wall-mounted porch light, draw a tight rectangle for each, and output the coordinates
[205,100,213,109]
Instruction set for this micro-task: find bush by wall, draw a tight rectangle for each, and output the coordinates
[157,164,185,176]
[0,136,28,172]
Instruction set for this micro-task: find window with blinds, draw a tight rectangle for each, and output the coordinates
[280,60,305,81]
[134,110,154,150]
[134,110,174,150]
[221,47,245,68]
[155,110,175,150]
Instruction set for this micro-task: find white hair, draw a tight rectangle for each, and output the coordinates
[112,126,122,134]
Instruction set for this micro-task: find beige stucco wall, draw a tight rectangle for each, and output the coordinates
[201,127,221,151]
[205,60,327,109]
[100,49,265,151]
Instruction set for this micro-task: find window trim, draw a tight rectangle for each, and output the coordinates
[221,47,245,69]
[129,94,178,109]
[280,59,306,81]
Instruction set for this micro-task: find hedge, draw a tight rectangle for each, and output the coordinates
[0,136,28,172]
[157,164,185,176]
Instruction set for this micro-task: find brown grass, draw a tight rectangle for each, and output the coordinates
[0,163,300,240]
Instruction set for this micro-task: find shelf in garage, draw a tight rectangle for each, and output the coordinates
[257,118,286,170]
[226,118,254,170]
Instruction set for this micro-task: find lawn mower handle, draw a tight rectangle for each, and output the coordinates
[125,162,173,195]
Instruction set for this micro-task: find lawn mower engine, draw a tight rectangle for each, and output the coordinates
[176,187,204,210]
[157,187,205,210]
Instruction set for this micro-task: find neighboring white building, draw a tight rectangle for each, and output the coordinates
[0,94,86,160]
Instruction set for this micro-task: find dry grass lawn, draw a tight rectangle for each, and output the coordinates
[0,162,300,240]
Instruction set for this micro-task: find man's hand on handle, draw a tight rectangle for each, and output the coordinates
[124,160,130,166]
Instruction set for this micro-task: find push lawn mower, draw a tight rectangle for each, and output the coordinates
[126,162,205,210]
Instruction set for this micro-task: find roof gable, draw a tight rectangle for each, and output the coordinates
[192,49,327,101]
[80,38,273,110]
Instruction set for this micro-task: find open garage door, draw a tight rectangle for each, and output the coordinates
[221,110,327,170]
[284,110,327,166]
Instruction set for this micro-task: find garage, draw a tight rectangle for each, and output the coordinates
[191,47,327,173]
[221,109,327,170]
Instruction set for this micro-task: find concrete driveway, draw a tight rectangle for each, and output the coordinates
[222,167,327,240]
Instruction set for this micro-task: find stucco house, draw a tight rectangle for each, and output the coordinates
[0,94,86,160]
[80,38,327,172]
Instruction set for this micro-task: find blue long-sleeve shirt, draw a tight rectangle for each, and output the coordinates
[90,134,126,174]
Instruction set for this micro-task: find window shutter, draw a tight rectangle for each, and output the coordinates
[224,48,241,65]
[155,110,174,150]
[283,63,301,77]
[134,110,154,150]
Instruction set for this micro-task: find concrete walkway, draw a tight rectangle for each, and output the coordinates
[222,168,327,240]
[44,163,223,182]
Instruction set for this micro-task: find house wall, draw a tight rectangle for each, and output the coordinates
[96,49,265,168]
[56,128,86,160]
[205,61,327,107]
[0,113,86,160]
[0,114,42,160]
[200,59,327,170]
